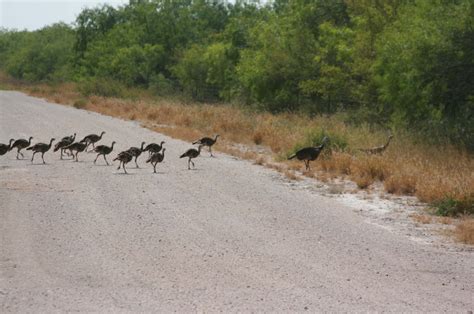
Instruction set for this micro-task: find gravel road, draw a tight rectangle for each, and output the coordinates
[1,91,473,312]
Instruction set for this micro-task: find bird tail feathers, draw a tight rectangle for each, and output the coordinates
[288,154,296,160]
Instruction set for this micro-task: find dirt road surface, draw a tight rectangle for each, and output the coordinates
[1,91,473,312]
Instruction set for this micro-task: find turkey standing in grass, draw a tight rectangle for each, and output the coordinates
[64,141,87,162]
[180,145,202,170]
[93,141,116,165]
[127,141,146,168]
[10,136,33,159]
[193,134,219,157]
[81,131,105,151]
[359,134,393,155]
[27,138,55,164]
[0,139,15,156]
[114,151,133,174]
[146,148,166,173]
[287,136,329,171]
[54,133,76,159]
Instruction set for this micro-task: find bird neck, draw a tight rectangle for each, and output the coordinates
[72,134,76,141]
[111,142,115,149]
[48,139,54,147]
[384,136,392,148]
[140,142,145,150]
[9,139,14,148]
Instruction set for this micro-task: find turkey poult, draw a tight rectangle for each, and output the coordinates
[54,133,76,159]
[359,134,393,155]
[27,138,55,164]
[180,145,202,170]
[127,141,146,168]
[114,151,133,174]
[10,136,33,159]
[146,148,165,173]
[64,141,88,162]
[193,134,219,157]
[93,141,116,165]
[144,141,165,156]
[288,136,329,171]
[0,139,15,156]
[81,131,105,151]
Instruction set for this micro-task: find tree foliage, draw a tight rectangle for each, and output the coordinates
[0,0,472,148]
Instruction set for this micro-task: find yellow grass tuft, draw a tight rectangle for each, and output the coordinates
[454,219,474,244]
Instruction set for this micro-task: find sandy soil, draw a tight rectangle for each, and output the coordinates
[0,91,473,312]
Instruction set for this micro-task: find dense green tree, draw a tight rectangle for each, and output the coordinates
[0,0,472,148]
[2,23,74,82]
[375,0,474,147]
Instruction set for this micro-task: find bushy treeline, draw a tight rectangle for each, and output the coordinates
[0,0,472,149]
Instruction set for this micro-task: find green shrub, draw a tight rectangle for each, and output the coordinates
[434,197,474,217]
[78,77,123,97]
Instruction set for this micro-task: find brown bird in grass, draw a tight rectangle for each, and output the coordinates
[0,139,15,156]
[64,141,87,162]
[193,134,219,157]
[358,134,393,155]
[27,138,55,164]
[93,141,116,165]
[146,148,166,173]
[81,131,105,151]
[10,136,33,159]
[180,145,202,170]
[114,151,133,174]
[126,141,146,168]
[288,136,329,171]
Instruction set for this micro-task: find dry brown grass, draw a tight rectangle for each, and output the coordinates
[3,78,473,224]
[410,213,433,225]
[454,219,474,244]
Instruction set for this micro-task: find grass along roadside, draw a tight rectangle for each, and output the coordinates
[1,76,473,244]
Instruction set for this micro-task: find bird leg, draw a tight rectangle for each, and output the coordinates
[135,156,139,168]
[123,163,128,174]
[75,152,79,162]
[60,149,63,160]
[31,152,36,162]
[153,162,157,173]
[94,154,99,164]
[103,154,109,166]
[41,152,45,164]
[209,146,214,157]
[117,161,121,170]
[191,159,195,169]
[187,158,191,170]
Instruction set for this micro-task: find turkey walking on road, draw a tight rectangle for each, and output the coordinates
[27,138,55,164]
[127,141,146,168]
[93,141,116,165]
[10,136,33,159]
[81,131,105,151]
[193,134,219,157]
[114,151,133,174]
[180,145,202,170]
[64,141,87,162]
[0,139,15,156]
[146,148,166,173]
